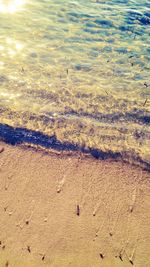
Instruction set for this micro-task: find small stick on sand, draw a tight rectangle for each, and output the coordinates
[100,253,104,259]
[128,246,136,266]
[144,82,148,87]
[39,253,45,261]
[42,255,45,261]
[143,99,148,107]
[27,246,31,253]
[76,205,80,216]
[124,247,135,266]
[0,147,4,153]
[118,252,123,262]
[119,255,123,261]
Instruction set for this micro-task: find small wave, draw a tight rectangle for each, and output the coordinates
[0,123,149,172]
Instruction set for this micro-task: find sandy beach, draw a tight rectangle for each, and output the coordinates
[0,142,150,267]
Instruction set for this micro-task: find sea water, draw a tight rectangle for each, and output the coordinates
[0,0,150,166]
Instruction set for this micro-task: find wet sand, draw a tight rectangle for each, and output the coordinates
[0,142,150,267]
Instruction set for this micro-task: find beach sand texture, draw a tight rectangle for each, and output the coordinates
[0,142,150,267]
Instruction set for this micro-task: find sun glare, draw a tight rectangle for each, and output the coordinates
[0,0,26,13]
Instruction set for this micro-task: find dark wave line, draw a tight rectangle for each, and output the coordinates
[1,105,150,126]
[62,110,150,125]
[0,123,149,172]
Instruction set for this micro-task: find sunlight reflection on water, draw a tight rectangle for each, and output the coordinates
[0,0,26,13]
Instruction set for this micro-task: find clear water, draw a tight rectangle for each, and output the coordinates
[0,0,150,166]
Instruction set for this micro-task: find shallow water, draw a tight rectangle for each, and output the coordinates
[0,0,150,166]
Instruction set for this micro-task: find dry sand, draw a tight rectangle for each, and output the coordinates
[0,142,150,267]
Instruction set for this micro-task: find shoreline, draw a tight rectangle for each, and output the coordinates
[0,141,150,267]
[0,123,150,172]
